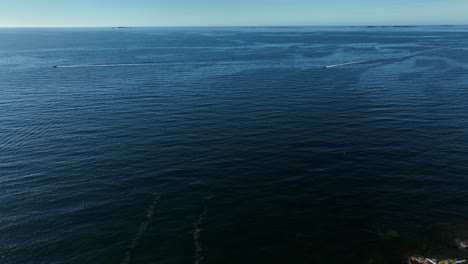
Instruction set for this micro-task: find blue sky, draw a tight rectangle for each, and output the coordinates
[1,0,467,27]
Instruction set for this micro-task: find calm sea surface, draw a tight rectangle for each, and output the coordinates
[1,26,468,264]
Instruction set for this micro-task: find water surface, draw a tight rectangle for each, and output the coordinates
[1,26,468,264]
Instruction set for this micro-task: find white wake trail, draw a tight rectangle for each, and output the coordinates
[55,63,161,68]
[324,60,370,68]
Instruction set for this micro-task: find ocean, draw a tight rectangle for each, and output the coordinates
[1,26,468,264]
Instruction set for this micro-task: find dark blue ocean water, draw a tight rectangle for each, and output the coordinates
[1,26,468,264]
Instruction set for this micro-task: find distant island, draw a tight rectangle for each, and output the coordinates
[366,25,417,28]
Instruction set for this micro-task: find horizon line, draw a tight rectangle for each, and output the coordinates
[0,24,467,29]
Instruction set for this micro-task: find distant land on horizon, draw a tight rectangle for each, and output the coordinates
[1,24,467,29]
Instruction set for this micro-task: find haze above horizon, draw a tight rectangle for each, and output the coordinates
[1,0,468,27]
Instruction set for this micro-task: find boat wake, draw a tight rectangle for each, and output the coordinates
[54,63,161,68]
[322,43,468,69]
[324,60,371,68]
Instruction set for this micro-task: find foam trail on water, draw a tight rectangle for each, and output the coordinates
[322,44,467,70]
[324,60,370,68]
[193,208,207,264]
[121,195,159,264]
[193,196,214,264]
[55,63,162,68]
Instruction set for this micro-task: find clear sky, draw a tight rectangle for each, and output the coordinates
[1,0,467,27]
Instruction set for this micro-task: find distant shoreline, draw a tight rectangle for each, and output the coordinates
[0,25,467,29]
